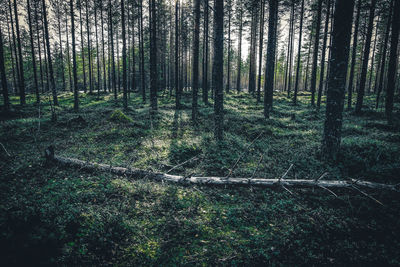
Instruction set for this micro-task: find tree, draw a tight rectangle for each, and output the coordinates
[121,0,128,109]
[85,0,93,94]
[71,0,79,111]
[236,0,243,93]
[192,0,200,121]
[13,0,26,105]
[213,0,224,141]
[316,0,331,110]
[42,0,58,105]
[293,0,305,105]
[79,0,87,92]
[322,0,355,159]
[149,0,158,111]
[355,0,377,114]
[347,0,362,109]
[264,0,278,119]
[385,0,400,124]
[256,0,266,103]
[175,0,180,108]
[27,0,40,103]
[0,24,10,112]
[202,0,209,103]
[310,0,323,107]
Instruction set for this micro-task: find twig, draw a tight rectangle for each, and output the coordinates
[315,172,329,182]
[352,185,384,206]
[318,185,338,198]
[279,164,294,182]
[251,153,264,179]
[166,155,200,174]
[0,142,11,157]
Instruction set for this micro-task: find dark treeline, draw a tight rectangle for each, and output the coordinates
[1,0,400,159]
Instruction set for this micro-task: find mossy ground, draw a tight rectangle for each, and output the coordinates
[1,91,400,266]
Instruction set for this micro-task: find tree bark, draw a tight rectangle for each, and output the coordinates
[322,0,355,160]
[310,0,323,107]
[236,1,243,93]
[256,0,265,103]
[293,0,305,105]
[0,25,10,112]
[13,0,25,105]
[192,0,200,121]
[27,0,39,103]
[149,0,158,111]
[79,1,87,93]
[71,0,79,112]
[121,0,128,109]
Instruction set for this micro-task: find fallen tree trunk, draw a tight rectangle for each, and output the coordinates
[45,147,398,190]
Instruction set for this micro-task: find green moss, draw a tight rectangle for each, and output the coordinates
[109,109,133,123]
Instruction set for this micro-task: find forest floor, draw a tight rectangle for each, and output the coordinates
[1,91,400,266]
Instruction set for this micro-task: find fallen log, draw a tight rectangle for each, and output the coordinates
[45,147,399,191]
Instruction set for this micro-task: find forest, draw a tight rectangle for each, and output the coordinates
[1,0,400,265]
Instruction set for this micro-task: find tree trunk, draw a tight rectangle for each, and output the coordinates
[175,0,180,108]
[121,0,128,109]
[257,0,265,103]
[226,0,232,94]
[42,0,58,106]
[192,0,200,121]
[287,2,294,98]
[322,0,355,160]
[376,0,393,109]
[65,12,73,93]
[236,2,243,93]
[100,2,107,92]
[310,0,323,107]
[0,25,10,112]
[316,0,331,110]
[293,0,305,105]
[57,12,66,92]
[264,0,278,119]
[85,0,93,94]
[149,0,157,111]
[355,0,377,114]
[202,0,209,102]
[71,0,79,112]
[27,0,39,103]
[109,0,117,99]
[139,0,146,103]
[213,0,224,141]
[13,0,25,105]
[79,1,87,93]
[94,2,101,96]
[385,0,400,124]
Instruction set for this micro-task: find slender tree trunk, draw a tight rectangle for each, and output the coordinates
[42,0,58,106]
[85,0,93,94]
[322,0,355,160]
[109,0,117,99]
[65,13,73,93]
[368,16,380,94]
[376,0,393,109]
[14,0,25,105]
[236,3,243,93]
[192,0,200,120]
[310,0,323,106]
[355,0,377,114]
[316,0,331,110]
[71,0,79,111]
[0,25,10,112]
[94,2,101,96]
[121,0,128,109]
[57,13,66,91]
[79,2,87,93]
[6,15,17,95]
[347,0,362,109]
[8,0,20,96]
[34,1,44,95]
[304,31,313,91]
[385,0,400,124]
[293,0,305,105]
[264,0,278,119]
[100,3,107,92]
[257,0,265,103]
[248,3,259,95]
[226,0,232,94]
[213,0,224,141]
[149,0,157,111]
[27,0,39,103]
[202,0,209,102]
[287,2,295,97]
[139,0,146,102]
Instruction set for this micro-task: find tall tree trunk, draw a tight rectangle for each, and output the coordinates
[131,3,136,93]
[355,0,377,114]
[213,0,224,141]
[0,25,10,112]
[175,0,180,108]
[385,0,400,124]
[14,0,25,105]
[86,0,93,94]
[192,0,200,120]
[256,0,265,103]
[368,16,380,94]
[264,0,278,119]
[42,0,58,105]
[79,1,87,93]
[376,0,393,109]
[34,1,44,95]
[65,12,73,93]
[248,2,259,95]
[202,0,209,102]
[226,0,232,94]
[121,0,128,109]
[27,0,39,103]
[236,2,243,93]
[8,0,20,96]
[347,0,362,109]
[322,0,355,159]
[287,2,295,97]
[5,15,17,95]
[310,0,323,106]
[57,12,66,91]
[293,0,305,105]
[100,2,107,92]
[94,2,101,96]
[316,0,331,110]
[303,30,313,92]
[71,0,79,111]
[149,0,157,111]
[139,0,145,103]
[109,0,117,99]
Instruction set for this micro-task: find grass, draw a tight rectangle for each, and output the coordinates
[1,90,400,266]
